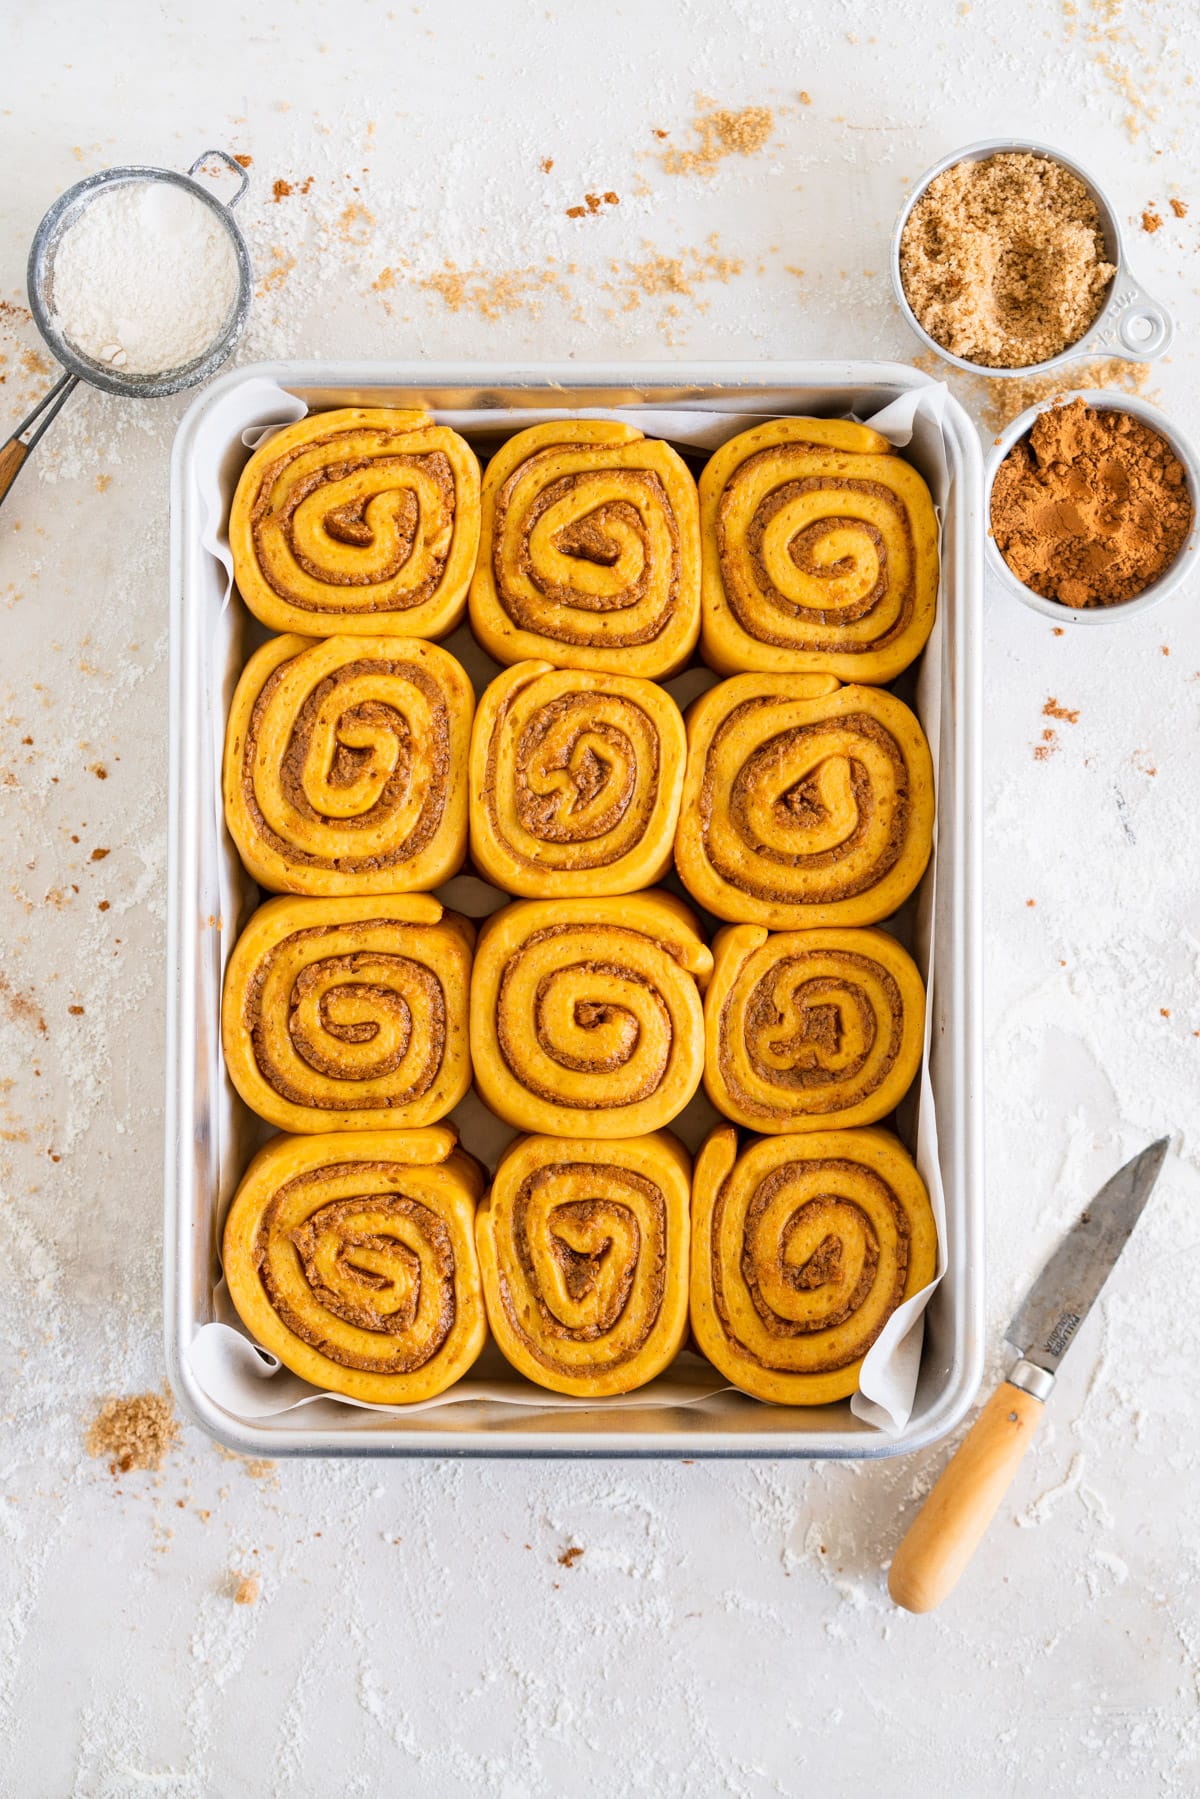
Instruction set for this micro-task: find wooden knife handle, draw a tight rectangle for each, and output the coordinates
[888,1380,1045,1614]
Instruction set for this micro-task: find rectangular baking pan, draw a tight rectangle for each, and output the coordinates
[165,360,984,1458]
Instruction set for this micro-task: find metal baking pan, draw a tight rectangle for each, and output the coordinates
[165,360,983,1458]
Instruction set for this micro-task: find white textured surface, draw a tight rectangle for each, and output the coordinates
[3,3,1200,1794]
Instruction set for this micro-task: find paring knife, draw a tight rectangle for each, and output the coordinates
[888,1136,1169,1614]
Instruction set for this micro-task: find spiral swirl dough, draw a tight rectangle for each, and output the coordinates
[468,420,702,679]
[469,660,687,898]
[223,634,474,895]
[222,894,474,1133]
[704,925,925,1133]
[674,673,935,928]
[229,408,481,639]
[469,891,713,1137]
[699,417,939,682]
[476,1132,691,1396]
[690,1125,937,1405]
[221,1127,487,1403]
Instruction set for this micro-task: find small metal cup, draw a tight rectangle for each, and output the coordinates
[985,390,1199,624]
[1,149,252,507]
[891,138,1174,379]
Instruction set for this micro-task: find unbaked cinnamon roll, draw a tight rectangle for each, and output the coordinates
[469,420,701,678]
[674,673,934,928]
[229,408,481,639]
[223,634,473,895]
[700,418,938,681]
[222,1126,486,1403]
[690,1125,937,1404]
[470,891,712,1137]
[704,925,925,1132]
[469,660,686,897]
[222,894,474,1133]
[476,1132,691,1396]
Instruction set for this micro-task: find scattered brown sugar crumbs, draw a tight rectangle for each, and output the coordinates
[86,1390,179,1475]
[606,240,743,312]
[97,899,110,911]
[273,176,314,202]
[95,474,111,494]
[233,154,253,168]
[90,846,109,861]
[659,102,774,177]
[336,202,374,243]
[912,350,1154,436]
[418,259,569,319]
[372,267,396,291]
[1141,206,1163,233]
[540,157,554,173]
[90,763,107,779]
[1026,898,1037,908]
[1034,728,1059,761]
[232,1573,260,1606]
[1170,197,1188,218]
[1161,1007,1171,1018]
[216,1446,277,1479]
[1043,697,1080,723]
[68,1004,84,1016]
[0,973,47,1035]
[258,249,295,296]
[558,1545,585,1568]
[1052,626,1065,636]
[900,153,1115,368]
[565,191,620,219]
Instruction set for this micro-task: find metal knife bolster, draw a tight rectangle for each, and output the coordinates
[1007,1358,1055,1401]
[1003,1137,1168,1403]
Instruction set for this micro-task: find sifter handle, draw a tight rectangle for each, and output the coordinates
[0,370,79,511]
[189,149,250,210]
[0,438,27,507]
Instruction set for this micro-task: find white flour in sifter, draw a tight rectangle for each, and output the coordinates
[48,179,239,375]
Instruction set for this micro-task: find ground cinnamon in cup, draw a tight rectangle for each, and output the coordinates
[900,152,1116,368]
[990,399,1193,608]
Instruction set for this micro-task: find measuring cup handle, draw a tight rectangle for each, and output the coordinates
[1101,274,1174,362]
[188,149,250,210]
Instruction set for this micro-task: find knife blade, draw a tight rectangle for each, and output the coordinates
[888,1136,1169,1613]
[1006,1135,1169,1382]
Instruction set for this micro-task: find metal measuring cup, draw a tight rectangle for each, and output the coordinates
[985,387,1200,625]
[1,149,253,507]
[891,137,1174,378]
